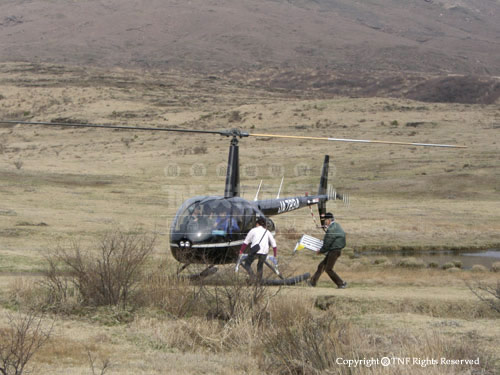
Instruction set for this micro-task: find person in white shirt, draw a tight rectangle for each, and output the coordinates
[239,217,277,283]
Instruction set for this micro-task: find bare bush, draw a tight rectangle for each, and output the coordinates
[193,145,207,155]
[38,254,73,311]
[263,312,346,375]
[0,311,53,375]
[468,280,500,314]
[86,346,112,375]
[13,160,23,170]
[43,229,156,308]
[202,271,278,324]
[278,226,300,241]
[138,264,279,324]
[136,262,206,318]
[228,110,242,122]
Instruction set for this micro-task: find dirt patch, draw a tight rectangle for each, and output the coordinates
[242,70,500,104]
[405,76,500,104]
[240,69,425,98]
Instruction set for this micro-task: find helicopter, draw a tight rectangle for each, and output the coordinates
[0,120,466,282]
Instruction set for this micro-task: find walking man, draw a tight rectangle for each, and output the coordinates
[310,212,347,288]
[239,217,277,283]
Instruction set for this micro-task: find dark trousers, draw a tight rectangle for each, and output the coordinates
[310,250,344,287]
[242,253,267,282]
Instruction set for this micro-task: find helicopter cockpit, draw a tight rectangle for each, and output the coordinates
[170,196,272,264]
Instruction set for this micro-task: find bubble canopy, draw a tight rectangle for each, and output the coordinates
[170,196,273,264]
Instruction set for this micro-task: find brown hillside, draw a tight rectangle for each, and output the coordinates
[0,0,498,76]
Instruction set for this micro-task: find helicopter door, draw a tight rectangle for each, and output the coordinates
[241,207,256,234]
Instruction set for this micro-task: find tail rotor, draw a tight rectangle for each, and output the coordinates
[329,186,349,208]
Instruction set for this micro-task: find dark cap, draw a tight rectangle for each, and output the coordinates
[323,212,334,220]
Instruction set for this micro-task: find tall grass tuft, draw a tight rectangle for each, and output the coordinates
[263,312,346,374]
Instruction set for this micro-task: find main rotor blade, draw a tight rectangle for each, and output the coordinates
[0,120,467,148]
[248,133,467,148]
[0,120,225,136]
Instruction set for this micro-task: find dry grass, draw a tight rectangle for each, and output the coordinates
[0,63,499,374]
[2,263,499,374]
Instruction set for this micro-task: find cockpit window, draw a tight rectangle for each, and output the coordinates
[175,201,209,234]
[170,196,275,247]
[173,199,245,241]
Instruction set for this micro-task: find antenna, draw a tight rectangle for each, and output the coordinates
[276,176,284,199]
[254,180,263,201]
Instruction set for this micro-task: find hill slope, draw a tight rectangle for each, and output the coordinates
[1,0,499,76]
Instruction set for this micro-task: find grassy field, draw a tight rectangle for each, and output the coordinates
[0,63,499,374]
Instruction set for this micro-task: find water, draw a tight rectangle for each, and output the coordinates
[363,249,500,269]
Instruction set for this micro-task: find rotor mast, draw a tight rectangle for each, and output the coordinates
[222,129,249,198]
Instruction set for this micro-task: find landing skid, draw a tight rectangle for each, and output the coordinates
[264,259,284,280]
[179,260,310,286]
[263,258,311,285]
[261,272,310,286]
[239,256,310,286]
[188,265,218,280]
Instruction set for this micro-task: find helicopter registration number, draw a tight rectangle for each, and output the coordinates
[278,198,300,214]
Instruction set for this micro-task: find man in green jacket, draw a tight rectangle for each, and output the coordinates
[310,212,347,288]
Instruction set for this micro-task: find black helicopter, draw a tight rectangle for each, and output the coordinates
[0,120,466,280]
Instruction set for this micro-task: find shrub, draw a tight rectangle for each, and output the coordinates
[137,264,278,324]
[343,248,355,258]
[442,262,455,270]
[228,110,242,123]
[192,145,207,155]
[373,256,389,265]
[468,281,500,314]
[136,264,206,319]
[204,273,275,324]
[261,311,363,375]
[14,160,23,170]
[491,262,500,273]
[43,229,156,308]
[452,260,462,268]
[263,312,344,374]
[427,261,440,268]
[397,257,425,269]
[0,311,53,375]
[471,265,488,273]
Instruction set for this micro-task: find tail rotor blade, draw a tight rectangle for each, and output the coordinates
[343,193,350,208]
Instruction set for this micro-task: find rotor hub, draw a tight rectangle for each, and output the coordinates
[221,128,249,138]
